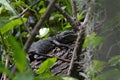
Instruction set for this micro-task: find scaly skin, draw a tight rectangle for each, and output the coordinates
[28,30,77,60]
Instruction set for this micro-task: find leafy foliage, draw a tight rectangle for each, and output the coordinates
[0,63,12,78]
[77,13,84,21]
[15,69,34,80]
[88,56,120,80]
[83,33,103,48]
[108,55,120,69]
[0,0,79,79]
[12,0,29,9]
[0,0,118,80]
[39,7,46,14]
[93,69,120,80]
[0,0,16,15]
[35,58,61,80]
[86,60,105,77]
[57,0,72,14]
[0,18,27,34]
[7,35,27,72]
[36,58,57,77]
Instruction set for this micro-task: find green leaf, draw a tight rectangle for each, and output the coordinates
[0,5,6,14]
[83,33,103,48]
[93,69,120,80]
[36,70,53,79]
[87,60,105,77]
[35,75,62,80]
[15,69,34,80]
[0,16,10,27]
[38,1,45,7]
[61,6,66,10]
[36,58,57,76]
[39,7,46,14]
[61,0,72,14]
[63,23,72,30]
[0,18,27,34]
[108,55,120,67]
[49,13,64,21]
[0,63,12,78]
[12,1,29,8]
[77,13,84,21]
[7,35,27,72]
[0,0,16,15]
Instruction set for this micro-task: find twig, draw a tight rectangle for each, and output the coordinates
[24,0,56,52]
[0,33,9,80]
[51,49,71,69]
[67,7,91,76]
[14,5,31,34]
[54,4,73,26]
[2,54,10,80]
[33,53,83,66]
[46,0,78,29]
[71,0,77,20]
[9,0,42,34]
[11,0,40,20]
[67,28,84,76]
[82,7,91,26]
[8,0,56,76]
[54,4,80,31]
[7,1,31,45]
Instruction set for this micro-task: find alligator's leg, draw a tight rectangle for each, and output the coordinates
[52,40,70,49]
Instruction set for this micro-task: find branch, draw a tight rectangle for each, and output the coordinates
[67,7,91,76]
[34,53,83,66]
[54,4,73,25]
[1,54,10,80]
[8,0,41,34]
[11,0,40,20]
[71,0,77,20]
[24,0,56,52]
[7,1,31,44]
[67,28,85,76]
[54,4,80,31]
[82,7,91,26]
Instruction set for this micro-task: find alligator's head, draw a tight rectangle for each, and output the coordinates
[55,30,77,44]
